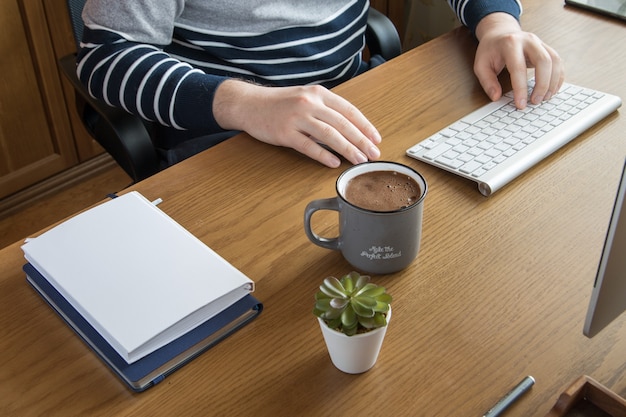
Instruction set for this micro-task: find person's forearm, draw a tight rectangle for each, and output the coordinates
[77,27,227,134]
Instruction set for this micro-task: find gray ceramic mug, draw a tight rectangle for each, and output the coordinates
[304,161,427,274]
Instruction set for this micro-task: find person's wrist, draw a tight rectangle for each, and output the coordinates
[475,12,521,42]
[213,79,258,132]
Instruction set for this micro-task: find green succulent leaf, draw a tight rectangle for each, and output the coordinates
[341,273,356,294]
[372,312,388,327]
[320,277,348,298]
[360,312,388,329]
[358,284,386,297]
[325,317,342,330]
[341,306,357,329]
[358,315,376,329]
[314,291,331,301]
[373,300,391,313]
[353,295,377,309]
[323,309,343,320]
[330,298,349,310]
[354,273,370,291]
[315,297,333,309]
[342,318,358,336]
[351,298,375,317]
[375,293,393,304]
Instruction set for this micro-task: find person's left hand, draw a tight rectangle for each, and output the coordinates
[474,12,565,109]
[212,80,381,168]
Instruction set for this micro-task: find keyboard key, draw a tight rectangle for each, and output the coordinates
[460,160,482,174]
[423,143,452,159]
[436,157,464,169]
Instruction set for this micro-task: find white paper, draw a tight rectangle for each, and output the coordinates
[22,192,254,363]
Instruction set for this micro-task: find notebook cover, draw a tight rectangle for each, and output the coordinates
[21,191,255,363]
[24,263,263,392]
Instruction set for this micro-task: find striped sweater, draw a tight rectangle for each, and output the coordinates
[78,0,522,137]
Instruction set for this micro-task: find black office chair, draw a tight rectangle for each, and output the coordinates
[59,1,402,183]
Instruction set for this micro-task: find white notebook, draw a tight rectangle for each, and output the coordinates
[22,191,254,364]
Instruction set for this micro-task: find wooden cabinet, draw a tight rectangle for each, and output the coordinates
[0,0,104,203]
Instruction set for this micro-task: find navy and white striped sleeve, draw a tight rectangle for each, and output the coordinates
[448,0,523,34]
[75,1,368,135]
[77,27,228,134]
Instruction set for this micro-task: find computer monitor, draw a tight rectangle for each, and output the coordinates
[583,161,626,337]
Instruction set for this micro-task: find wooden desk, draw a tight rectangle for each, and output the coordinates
[1,1,624,415]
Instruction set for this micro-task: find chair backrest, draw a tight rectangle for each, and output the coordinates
[66,0,86,50]
[60,0,161,183]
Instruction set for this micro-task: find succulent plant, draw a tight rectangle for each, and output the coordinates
[313,271,392,336]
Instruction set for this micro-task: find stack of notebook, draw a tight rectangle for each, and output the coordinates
[21,191,262,391]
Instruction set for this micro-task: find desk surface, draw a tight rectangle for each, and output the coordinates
[1,2,625,416]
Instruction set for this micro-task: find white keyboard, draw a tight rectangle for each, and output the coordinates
[406,80,622,196]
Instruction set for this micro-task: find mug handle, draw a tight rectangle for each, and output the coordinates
[304,198,340,250]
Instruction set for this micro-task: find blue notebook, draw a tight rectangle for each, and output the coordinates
[21,192,257,364]
[25,262,262,392]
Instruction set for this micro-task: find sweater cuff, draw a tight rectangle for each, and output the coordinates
[173,73,230,133]
[461,0,522,35]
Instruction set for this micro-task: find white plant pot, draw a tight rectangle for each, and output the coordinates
[317,306,391,374]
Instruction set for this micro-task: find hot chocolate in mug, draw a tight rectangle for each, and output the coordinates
[304,161,427,274]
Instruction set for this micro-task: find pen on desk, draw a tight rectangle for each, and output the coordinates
[482,375,535,417]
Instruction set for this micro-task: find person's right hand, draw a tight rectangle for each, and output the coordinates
[473,13,565,110]
[213,79,382,168]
